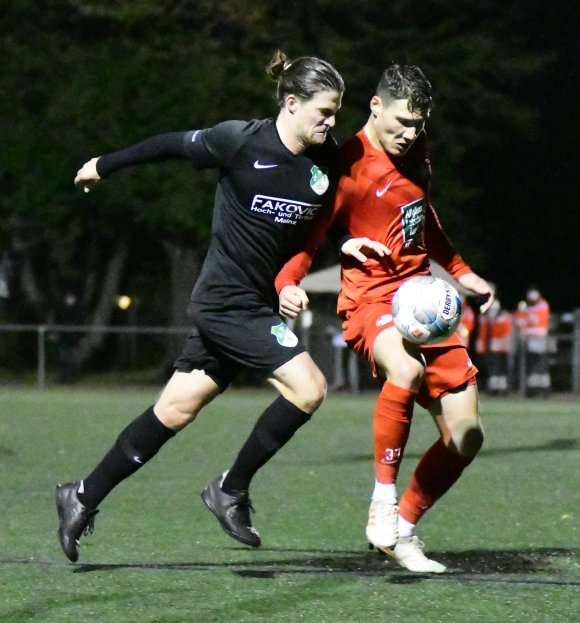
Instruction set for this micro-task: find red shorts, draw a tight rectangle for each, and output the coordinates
[342,301,478,408]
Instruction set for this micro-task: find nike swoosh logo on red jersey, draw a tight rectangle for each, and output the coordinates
[254,160,278,169]
[376,180,393,197]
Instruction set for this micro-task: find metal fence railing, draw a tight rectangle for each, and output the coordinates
[1,310,580,393]
[0,324,191,389]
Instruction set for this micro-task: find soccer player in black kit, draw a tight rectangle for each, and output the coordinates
[54,51,345,562]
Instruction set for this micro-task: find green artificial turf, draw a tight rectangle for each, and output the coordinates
[0,387,578,622]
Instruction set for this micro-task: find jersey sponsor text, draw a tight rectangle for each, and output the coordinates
[400,198,425,246]
[251,195,321,225]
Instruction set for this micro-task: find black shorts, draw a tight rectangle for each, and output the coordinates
[173,305,306,390]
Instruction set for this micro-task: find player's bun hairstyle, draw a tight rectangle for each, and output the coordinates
[267,50,344,107]
[376,64,434,117]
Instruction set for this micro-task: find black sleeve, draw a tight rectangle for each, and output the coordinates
[328,220,352,253]
[96,132,193,178]
[96,119,265,178]
[183,119,265,169]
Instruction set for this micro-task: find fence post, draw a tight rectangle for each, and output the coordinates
[517,324,527,398]
[37,325,46,390]
[573,309,580,393]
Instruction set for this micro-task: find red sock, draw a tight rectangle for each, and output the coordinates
[399,438,474,525]
[374,381,417,484]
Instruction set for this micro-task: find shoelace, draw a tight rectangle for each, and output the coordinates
[375,500,399,521]
[83,509,99,536]
[235,498,256,515]
[228,491,256,514]
[410,536,425,551]
[399,536,428,558]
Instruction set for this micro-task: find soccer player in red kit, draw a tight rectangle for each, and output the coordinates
[276,64,494,573]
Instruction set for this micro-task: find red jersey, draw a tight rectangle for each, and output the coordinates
[275,128,472,315]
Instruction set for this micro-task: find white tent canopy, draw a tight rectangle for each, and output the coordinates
[300,261,468,295]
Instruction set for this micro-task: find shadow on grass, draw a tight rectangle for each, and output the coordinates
[327,437,578,464]
[61,546,579,586]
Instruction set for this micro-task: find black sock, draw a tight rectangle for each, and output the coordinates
[78,406,176,509]
[221,396,312,493]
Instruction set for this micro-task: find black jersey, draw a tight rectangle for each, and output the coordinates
[97,119,337,310]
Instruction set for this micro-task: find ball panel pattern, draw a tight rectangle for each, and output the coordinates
[393,276,461,344]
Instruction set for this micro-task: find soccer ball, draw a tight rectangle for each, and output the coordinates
[392,276,462,344]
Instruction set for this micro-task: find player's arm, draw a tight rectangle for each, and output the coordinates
[278,285,310,319]
[276,221,390,319]
[457,273,495,313]
[340,236,391,262]
[276,216,390,294]
[425,203,494,312]
[327,217,391,263]
[275,209,333,319]
[424,203,469,275]
[74,132,193,192]
[74,120,255,192]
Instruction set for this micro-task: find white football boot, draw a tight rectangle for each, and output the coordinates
[384,536,447,573]
[366,498,399,548]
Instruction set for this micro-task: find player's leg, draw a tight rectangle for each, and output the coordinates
[83,369,221,499]
[392,384,482,573]
[244,349,327,482]
[202,352,325,547]
[394,384,481,569]
[434,382,484,455]
[387,343,480,573]
[201,311,325,547]
[400,382,483,522]
[56,336,223,562]
[398,342,481,522]
[219,350,325,492]
[367,325,425,549]
[230,350,325,486]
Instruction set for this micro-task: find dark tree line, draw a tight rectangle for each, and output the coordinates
[0,0,575,369]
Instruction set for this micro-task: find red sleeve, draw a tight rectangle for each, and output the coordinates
[424,203,472,278]
[275,206,335,294]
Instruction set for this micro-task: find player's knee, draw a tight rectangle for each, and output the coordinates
[154,402,197,431]
[388,357,424,389]
[305,380,328,413]
[458,425,484,458]
[296,373,327,414]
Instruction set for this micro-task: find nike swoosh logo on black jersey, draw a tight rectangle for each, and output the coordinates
[254,160,278,169]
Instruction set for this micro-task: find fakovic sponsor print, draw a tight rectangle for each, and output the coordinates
[250,194,321,225]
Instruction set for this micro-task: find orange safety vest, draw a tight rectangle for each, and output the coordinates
[519,298,549,337]
[477,310,513,354]
[456,304,475,348]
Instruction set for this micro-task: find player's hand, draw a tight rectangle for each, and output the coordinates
[458,273,495,313]
[279,285,309,319]
[74,157,101,193]
[341,237,391,263]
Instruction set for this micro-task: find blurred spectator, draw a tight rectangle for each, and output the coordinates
[476,298,513,394]
[516,286,551,396]
[456,297,476,349]
[327,324,360,392]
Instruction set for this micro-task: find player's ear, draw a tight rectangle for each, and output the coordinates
[286,94,299,114]
[370,95,382,117]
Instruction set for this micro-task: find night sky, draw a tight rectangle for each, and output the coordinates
[471,1,578,312]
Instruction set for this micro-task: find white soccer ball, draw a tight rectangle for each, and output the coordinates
[392,276,462,344]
